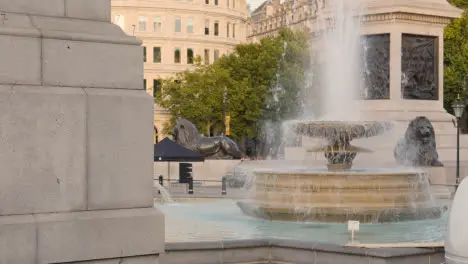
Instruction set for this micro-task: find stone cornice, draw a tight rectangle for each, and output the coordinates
[361,12,453,25]
[248,11,455,38]
[111,4,248,22]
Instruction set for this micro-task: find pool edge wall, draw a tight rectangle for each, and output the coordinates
[161,239,444,264]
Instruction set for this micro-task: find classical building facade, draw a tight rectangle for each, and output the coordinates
[247,0,312,42]
[111,0,248,142]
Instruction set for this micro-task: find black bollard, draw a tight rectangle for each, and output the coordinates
[188,177,194,195]
[221,177,227,196]
[158,175,164,194]
[159,175,164,186]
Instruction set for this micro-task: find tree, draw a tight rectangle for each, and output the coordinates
[444,2,468,114]
[156,60,252,138]
[257,29,311,157]
[156,28,311,158]
[448,0,468,9]
[444,1,468,132]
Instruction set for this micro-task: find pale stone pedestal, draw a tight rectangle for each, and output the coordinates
[290,0,465,186]
[0,1,164,263]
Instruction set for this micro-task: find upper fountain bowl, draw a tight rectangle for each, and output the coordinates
[288,120,394,140]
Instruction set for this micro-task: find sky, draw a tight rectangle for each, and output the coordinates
[247,0,266,13]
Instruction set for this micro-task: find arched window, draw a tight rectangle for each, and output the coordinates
[187,48,194,64]
[174,48,181,63]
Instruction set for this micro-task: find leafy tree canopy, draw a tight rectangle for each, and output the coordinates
[444,0,468,113]
[155,28,311,156]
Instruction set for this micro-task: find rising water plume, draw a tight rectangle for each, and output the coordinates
[313,0,364,121]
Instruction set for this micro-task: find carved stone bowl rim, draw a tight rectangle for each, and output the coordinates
[287,120,394,140]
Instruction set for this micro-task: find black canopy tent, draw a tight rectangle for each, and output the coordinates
[154,137,204,183]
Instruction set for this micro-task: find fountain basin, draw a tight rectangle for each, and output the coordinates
[237,168,445,223]
[286,121,394,171]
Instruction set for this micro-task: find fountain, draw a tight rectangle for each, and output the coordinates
[237,120,446,223]
[235,0,447,224]
[154,181,175,204]
[156,1,462,261]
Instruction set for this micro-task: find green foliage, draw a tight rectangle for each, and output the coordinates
[448,0,468,9]
[156,28,311,152]
[444,3,468,113]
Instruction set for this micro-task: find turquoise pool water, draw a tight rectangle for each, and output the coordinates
[157,199,448,244]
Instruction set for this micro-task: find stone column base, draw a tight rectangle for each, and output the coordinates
[0,208,164,264]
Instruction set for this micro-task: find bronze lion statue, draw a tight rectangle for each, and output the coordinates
[172,117,242,160]
[394,116,443,167]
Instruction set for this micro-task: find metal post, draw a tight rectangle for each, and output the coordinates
[158,175,163,194]
[188,177,194,195]
[223,88,227,135]
[456,118,460,192]
[159,175,164,186]
[222,177,227,196]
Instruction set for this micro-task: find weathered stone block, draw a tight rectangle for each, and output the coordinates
[86,89,154,210]
[0,35,41,85]
[222,247,270,263]
[270,247,316,264]
[42,39,143,89]
[65,0,111,21]
[0,0,64,17]
[315,252,370,264]
[0,85,86,215]
[159,250,222,264]
[66,255,160,264]
[37,208,164,264]
[0,215,36,264]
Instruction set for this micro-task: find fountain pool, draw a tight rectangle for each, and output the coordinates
[157,199,448,244]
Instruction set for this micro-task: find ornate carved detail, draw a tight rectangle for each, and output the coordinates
[360,34,390,100]
[361,12,452,25]
[401,34,438,100]
[249,10,452,39]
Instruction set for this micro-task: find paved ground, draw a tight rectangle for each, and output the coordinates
[154,184,247,200]
[154,184,455,203]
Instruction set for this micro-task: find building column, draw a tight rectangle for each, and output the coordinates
[389,31,403,100]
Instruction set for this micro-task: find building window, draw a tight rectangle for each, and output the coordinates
[187,18,194,33]
[175,17,181,32]
[174,48,181,63]
[143,46,147,62]
[214,21,219,36]
[215,0,218,5]
[114,15,125,30]
[204,49,210,64]
[205,0,209,4]
[187,48,194,64]
[214,49,219,61]
[153,47,161,63]
[138,16,147,32]
[205,19,210,35]
[153,16,162,32]
[233,23,236,38]
[144,79,147,90]
[153,79,161,97]
[227,22,230,37]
